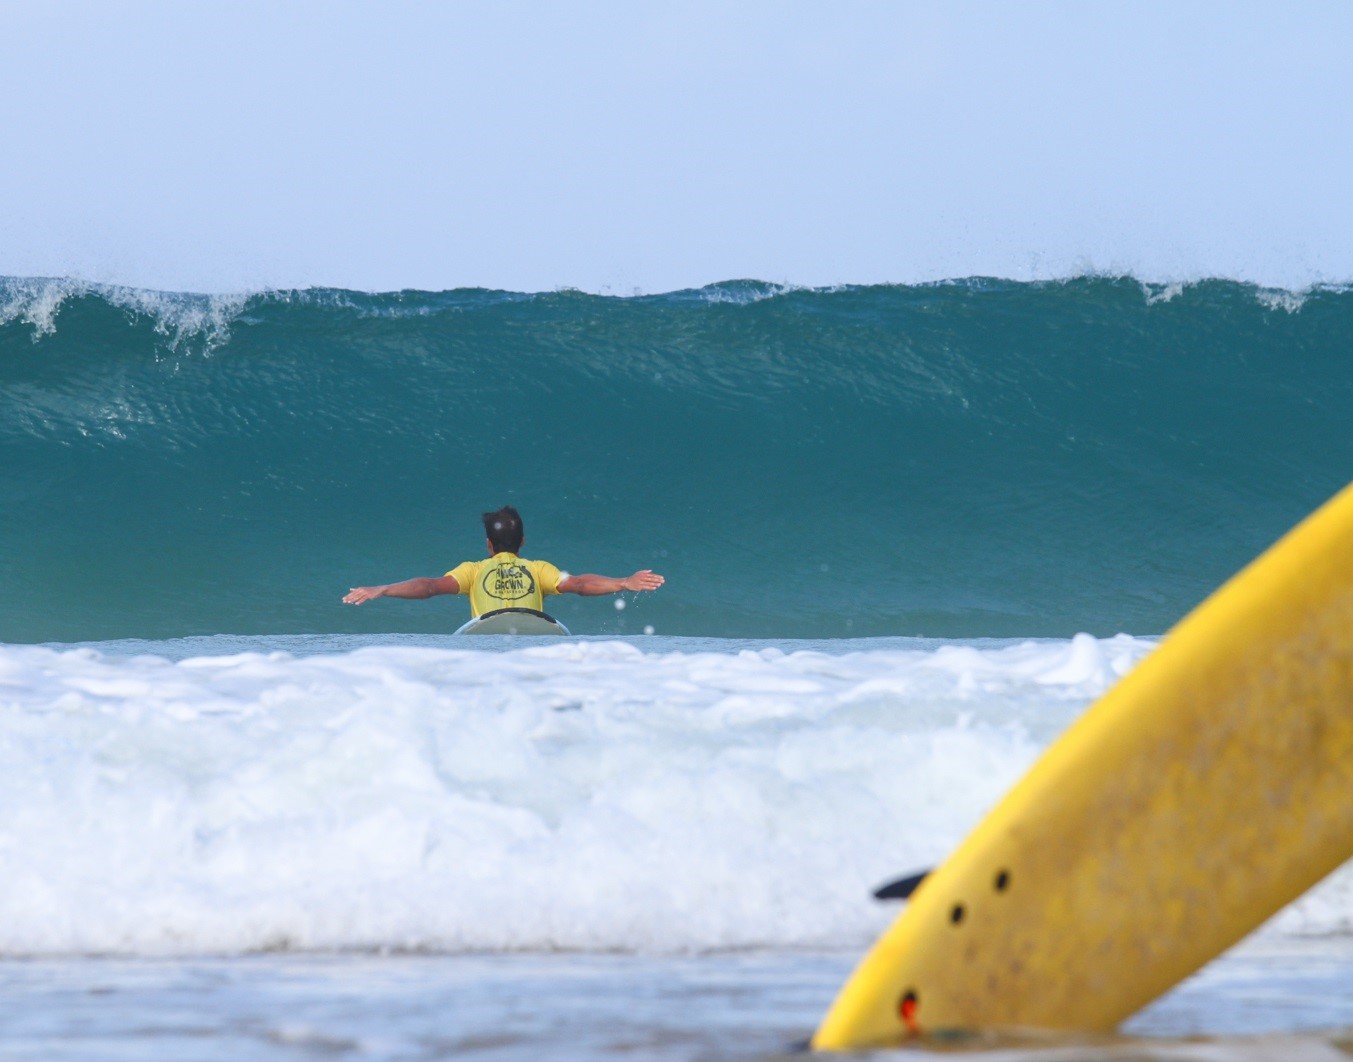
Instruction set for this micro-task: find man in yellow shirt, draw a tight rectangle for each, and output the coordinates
[342,505,664,616]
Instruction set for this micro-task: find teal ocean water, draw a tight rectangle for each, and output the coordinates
[6,274,1353,1055]
[4,275,1351,643]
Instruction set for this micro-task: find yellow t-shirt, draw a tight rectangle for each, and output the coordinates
[445,552,564,617]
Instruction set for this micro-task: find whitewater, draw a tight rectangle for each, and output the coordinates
[5,633,1353,1057]
[0,633,1132,955]
[5,275,1353,1056]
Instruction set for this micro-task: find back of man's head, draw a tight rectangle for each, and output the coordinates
[482,505,525,553]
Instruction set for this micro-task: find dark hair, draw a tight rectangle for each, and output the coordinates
[482,505,524,553]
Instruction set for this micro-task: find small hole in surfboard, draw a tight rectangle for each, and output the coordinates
[898,990,919,1033]
[950,904,965,925]
[995,870,1010,892]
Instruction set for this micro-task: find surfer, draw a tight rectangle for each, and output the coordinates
[342,505,665,616]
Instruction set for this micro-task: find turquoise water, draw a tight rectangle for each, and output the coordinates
[5,276,1351,643]
[3,940,1352,1058]
[6,275,1353,1056]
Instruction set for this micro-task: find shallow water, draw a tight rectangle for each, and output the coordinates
[2,938,1352,1060]
[4,633,1351,1058]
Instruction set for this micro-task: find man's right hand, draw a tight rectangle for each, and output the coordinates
[623,570,665,592]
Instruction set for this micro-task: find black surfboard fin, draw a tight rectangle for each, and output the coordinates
[873,870,930,901]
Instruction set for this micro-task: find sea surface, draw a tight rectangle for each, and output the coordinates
[4,276,1353,643]
[3,276,1353,1058]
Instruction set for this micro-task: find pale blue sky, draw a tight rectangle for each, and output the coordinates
[2,1,1350,293]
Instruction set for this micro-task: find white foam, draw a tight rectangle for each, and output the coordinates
[1254,286,1309,314]
[0,276,250,353]
[1139,279,1190,305]
[3,634,1338,957]
[0,276,75,337]
[693,281,800,305]
[1130,275,1335,313]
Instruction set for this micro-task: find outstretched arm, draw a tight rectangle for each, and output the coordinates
[343,575,460,605]
[558,570,665,596]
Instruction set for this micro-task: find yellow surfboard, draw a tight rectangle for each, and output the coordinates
[813,481,1353,1049]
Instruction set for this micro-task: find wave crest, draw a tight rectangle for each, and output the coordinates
[0,276,250,352]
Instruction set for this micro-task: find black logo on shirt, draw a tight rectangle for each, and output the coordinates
[482,562,536,601]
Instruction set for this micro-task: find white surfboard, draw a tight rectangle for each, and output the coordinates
[454,607,570,636]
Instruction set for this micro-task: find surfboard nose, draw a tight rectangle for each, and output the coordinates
[814,482,1353,1049]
